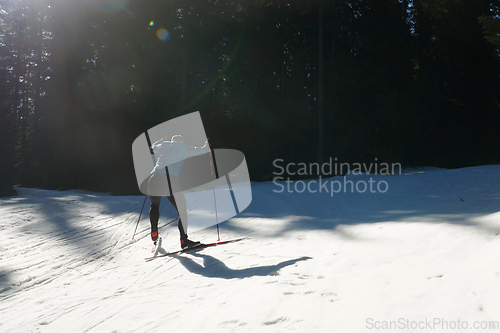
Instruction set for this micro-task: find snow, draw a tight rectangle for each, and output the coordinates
[1,165,500,332]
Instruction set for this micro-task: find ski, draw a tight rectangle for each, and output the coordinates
[145,236,248,261]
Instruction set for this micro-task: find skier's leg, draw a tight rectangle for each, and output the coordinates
[167,175,199,248]
[147,172,169,242]
[166,194,188,240]
[167,192,199,248]
[149,196,161,241]
[167,175,187,238]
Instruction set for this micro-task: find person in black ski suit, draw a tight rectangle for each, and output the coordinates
[148,134,209,249]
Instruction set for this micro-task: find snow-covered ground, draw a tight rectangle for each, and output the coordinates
[1,166,500,332]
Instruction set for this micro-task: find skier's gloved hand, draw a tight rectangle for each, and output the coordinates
[150,147,154,154]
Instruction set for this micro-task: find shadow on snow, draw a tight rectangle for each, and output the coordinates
[172,252,311,279]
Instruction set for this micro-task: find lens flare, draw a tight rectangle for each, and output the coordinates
[156,28,171,42]
[149,21,155,27]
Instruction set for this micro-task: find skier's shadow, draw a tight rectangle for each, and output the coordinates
[170,251,311,279]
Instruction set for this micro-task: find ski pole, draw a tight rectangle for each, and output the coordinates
[132,195,148,240]
[133,131,157,240]
[208,138,220,241]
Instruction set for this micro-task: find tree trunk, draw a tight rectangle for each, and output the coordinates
[318,0,324,167]
[181,50,188,110]
[281,45,285,112]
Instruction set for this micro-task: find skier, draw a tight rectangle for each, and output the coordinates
[147,134,209,249]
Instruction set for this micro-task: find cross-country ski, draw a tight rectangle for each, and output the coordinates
[145,237,249,261]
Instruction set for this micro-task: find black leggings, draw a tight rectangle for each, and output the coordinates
[149,195,187,240]
[148,173,188,240]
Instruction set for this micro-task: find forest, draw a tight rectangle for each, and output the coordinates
[1,0,500,196]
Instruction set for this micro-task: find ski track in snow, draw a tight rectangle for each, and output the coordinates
[1,166,500,332]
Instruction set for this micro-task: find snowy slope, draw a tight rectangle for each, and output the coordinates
[1,166,500,332]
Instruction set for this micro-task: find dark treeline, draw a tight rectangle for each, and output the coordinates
[1,0,500,196]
